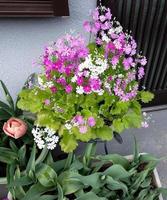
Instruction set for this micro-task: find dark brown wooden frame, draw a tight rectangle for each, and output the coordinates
[0,0,69,17]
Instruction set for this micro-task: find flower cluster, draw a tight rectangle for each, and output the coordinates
[32,126,59,150]
[65,115,96,134]
[18,6,154,152]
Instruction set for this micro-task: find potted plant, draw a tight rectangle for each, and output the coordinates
[17,6,153,154]
[4,138,167,200]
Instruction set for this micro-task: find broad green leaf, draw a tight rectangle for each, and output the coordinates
[76,191,106,200]
[60,133,78,153]
[96,126,113,141]
[140,91,154,103]
[36,163,57,187]
[0,147,17,164]
[103,164,130,180]
[112,119,124,133]
[26,144,36,173]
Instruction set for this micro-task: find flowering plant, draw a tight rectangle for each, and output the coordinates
[17,7,154,153]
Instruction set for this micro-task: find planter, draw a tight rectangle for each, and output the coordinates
[6,153,164,200]
[125,154,163,200]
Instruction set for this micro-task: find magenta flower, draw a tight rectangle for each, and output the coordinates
[50,86,57,93]
[88,117,96,127]
[79,126,88,134]
[57,77,66,86]
[65,85,73,93]
[83,85,91,93]
[77,76,84,86]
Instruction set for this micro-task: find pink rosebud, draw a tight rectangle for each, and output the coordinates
[79,126,88,134]
[75,115,84,125]
[3,118,27,139]
[50,86,57,93]
[88,117,96,127]
[65,85,73,93]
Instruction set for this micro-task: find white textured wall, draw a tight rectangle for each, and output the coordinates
[0,0,96,99]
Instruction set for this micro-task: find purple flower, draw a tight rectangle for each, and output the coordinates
[138,67,145,79]
[123,57,133,70]
[65,85,73,93]
[105,8,112,20]
[92,8,99,21]
[57,77,66,86]
[88,117,96,127]
[50,86,57,93]
[79,126,88,134]
[77,76,84,86]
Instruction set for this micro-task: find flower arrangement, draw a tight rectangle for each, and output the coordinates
[17,7,154,153]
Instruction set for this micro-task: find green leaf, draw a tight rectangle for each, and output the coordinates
[103,164,130,180]
[140,91,154,103]
[112,119,124,133]
[96,126,113,141]
[0,147,17,164]
[76,191,106,200]
[95,154,130,169]
[60,133,78,153]
[36,163,57,187]
[26,144,36,173]
[0,80,15,111]
[18,145,26,166]
[57,183,64,200]
[123,111,142,129]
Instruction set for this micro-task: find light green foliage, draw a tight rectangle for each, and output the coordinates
[140,91,154,103]
[17,74,154,152]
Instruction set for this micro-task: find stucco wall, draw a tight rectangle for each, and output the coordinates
[0,0,96,99]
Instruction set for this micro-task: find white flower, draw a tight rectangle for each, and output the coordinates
[76,86,84,94]
[102,34,111,43]
[71,75,77,82]
[97,89,104,96]
[65,123,72,130]
[32,126,59,150]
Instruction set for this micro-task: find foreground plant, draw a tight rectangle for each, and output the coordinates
[6,138,167,200]
[17,6,154,153]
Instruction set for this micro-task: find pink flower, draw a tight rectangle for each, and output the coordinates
[99,15,106,22]
[83,85,91,93]
[79,126,88,134]
[105,8,112,20]
[75,115,84,125]
[57,77,66,86]
[92,8,99,21]
[111,56,119,66]
[77,76,84,86]
[44,99,50,105]
[140,57,147,66]
[90,78,101,91]
[50,86,57,93]
[3,118,27,139]
[141,121,149,128]
[83,21,91,32]
[88,117,96,127]
[123,57,133,70]
[138,67,145,79]
[65,85,73,93]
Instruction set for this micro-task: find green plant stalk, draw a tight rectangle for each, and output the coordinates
[0,177,7,184]
[35,147,49,165]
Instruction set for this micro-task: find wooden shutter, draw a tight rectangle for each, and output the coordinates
[0,0,69,17]
[97,0,167,106]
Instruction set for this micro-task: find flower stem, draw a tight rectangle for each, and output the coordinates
[35,147,49,165]
[0,177,7,184]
